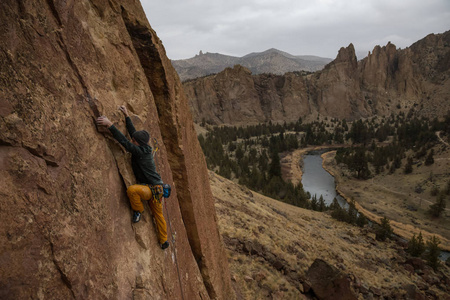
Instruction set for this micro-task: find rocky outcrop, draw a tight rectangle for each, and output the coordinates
[0,1,233,299]
[184,32,450,125]
[312,43,368,120]
[186,65,312,125]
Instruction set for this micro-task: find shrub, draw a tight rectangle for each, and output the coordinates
[430,186,440,196]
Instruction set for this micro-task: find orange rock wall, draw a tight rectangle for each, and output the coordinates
[0,0,233,299]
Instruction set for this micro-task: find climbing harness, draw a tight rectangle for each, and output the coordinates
[149,185,164,203]
[153,140,185,300]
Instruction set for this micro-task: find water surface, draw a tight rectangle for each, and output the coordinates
[301,150,347,208]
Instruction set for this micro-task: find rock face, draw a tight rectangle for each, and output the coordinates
[184,32,450,125]
[0,1,233,299]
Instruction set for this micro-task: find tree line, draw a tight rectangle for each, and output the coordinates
[198,111,449,214]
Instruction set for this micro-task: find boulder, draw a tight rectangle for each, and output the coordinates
[306,259,358,300]
[403,284,427,300]
[404,257,427,273]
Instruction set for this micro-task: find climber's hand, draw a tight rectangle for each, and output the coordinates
[97,116,113,127]
[119,105,129,117]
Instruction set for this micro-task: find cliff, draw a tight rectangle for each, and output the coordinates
[184,32,450,125]
[0,1,233,299]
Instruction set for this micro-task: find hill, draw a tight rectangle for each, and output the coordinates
[210,171,450,299]
[172,49,332,81]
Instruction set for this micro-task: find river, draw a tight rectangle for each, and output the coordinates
[301,150,347,208]
[300,149,450,262]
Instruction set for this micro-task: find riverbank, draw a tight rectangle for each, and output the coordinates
[321,150,450,252]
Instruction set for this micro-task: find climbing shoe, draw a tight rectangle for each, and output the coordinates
[161,241,169,250]
[132,211,141,223]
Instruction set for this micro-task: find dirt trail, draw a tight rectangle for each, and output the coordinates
[436,131,449,147]
[367,180,450,212]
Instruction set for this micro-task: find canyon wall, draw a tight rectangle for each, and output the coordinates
[0,0,233,299]
[184,31,450,125]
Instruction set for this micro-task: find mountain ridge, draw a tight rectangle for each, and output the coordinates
[172,48,332,81]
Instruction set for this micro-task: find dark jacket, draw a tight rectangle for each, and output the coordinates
[108,117,163,186]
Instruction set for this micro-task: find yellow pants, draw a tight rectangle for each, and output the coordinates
[127,184,167,244]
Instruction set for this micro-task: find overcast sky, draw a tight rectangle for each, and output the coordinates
[141,0,450,60]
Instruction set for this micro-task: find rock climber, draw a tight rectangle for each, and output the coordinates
[96,106,170,250]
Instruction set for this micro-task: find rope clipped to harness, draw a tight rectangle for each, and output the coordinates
[152,138,185,300]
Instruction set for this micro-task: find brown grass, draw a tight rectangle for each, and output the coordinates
[211,170,450,299]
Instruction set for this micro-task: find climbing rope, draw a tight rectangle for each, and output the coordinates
[151,137,159,158]
[153,139,185,300]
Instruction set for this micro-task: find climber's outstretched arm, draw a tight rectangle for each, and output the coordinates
[96,116,142,156]
[119,105,137,136]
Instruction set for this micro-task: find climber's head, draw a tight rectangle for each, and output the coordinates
[132,130,150,146]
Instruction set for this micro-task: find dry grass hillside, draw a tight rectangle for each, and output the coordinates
[210,171,450,299]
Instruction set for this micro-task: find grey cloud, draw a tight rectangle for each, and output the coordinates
[142,0,450,59]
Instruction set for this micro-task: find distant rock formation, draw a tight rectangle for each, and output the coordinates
[172,48,332,81]
[183,31,450,125]
[0,1,233,299]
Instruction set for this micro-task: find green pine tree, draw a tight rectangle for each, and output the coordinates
[425,149,435,166]
[347,200,358,224]
[404,157,413,174]
[318,195,327,212]
[425,236,441,270]
[356,213,368,227]
[329,197,341,210]
[428,193,446,218]
[376,217,393,241]
[407,232,426,257]
[268,151,281,178]
[310,195,318,211]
